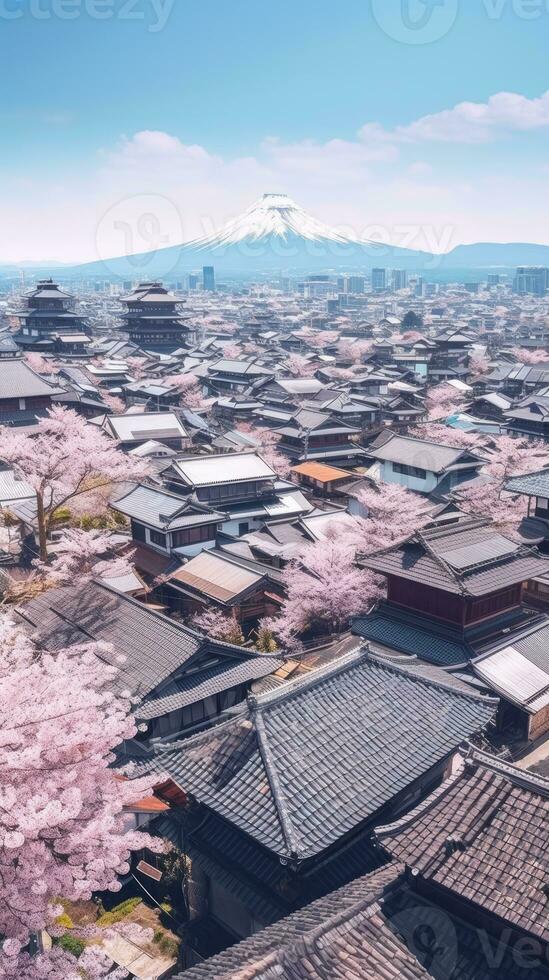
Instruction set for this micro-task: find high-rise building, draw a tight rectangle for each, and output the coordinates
[203,266,216,292]
[371,268,386,292]
[487,274,500,287]
[414,277,425,298]
[348,275,365,294]
[120,281,193,352]
[391,269,408,291]
[187,273,199,291]
[336,276,347,293]
[513,267,549,296]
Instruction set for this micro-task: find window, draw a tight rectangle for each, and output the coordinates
[172,524,215,548]
[149,529,167,548]
[393,462,428,479]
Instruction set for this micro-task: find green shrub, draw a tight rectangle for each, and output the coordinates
[96,897,141,926]
[57,934,85,958]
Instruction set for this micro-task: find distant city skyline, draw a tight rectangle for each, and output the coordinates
[2,1,549,262]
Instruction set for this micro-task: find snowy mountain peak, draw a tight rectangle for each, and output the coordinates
[190,193,370,250]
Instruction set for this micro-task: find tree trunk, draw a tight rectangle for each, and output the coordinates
[36,492,48,563]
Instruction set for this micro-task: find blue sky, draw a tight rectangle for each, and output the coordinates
[1,0,549,261]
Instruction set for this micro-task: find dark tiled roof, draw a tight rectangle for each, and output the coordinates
[363,519,549,597]
[137,653,282,721]
[352,603,473,666]
[504,468,549,497]
[369,433,483,474]
[0,359,65,399]
[156,650,496,861]
[174,859,549,979]
[376,748,549,945]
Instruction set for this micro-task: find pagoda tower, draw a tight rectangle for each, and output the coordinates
[120,282,194,353]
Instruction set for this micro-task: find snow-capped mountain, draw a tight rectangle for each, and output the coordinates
[28,191,549,281]
[57,192,431,280]
[188,193,373,249]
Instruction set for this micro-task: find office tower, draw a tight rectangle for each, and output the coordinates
[414,277,425,298]
[187,273,199,291]
[371,268,386,292]
[391,269,408,291]
[348,275,365,294]
[513,267,549,296]
[336,276,347,292]
[487,274,500,287]
[203,266,216,292]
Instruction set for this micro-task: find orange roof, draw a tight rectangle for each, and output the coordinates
[290,461,351,483]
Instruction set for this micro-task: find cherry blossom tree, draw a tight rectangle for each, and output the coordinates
[164,372,211,411]
[284,353,317,378]
[511,347,549,365]
[457,434,548,534]
[236,423,292,477]
[24,353,59,375]
[0,615,161,977]
[266,539,381,651]
[190,607,245,645]
[38,529,134,585]
[351,482,432,552]
[101,392,125,415]
[469,351,490,375]
[337,339,373,363]
[425,383,465,421]
[0,407,149,561]
[410,422,485,450]
[220,342,241,358]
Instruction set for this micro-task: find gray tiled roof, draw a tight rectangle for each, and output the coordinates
[173,854,548,979]
[15,580,203,699]
[352,603,473,666]
[369,433,482,474]
[156,650,496,861]
[363,519,549,597]
[0,359,65,399]
[111,484,225,530]
[137,653,282,720]
[504,468,549,497]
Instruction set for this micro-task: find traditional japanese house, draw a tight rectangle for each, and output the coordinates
[15,579,282,742]
[504,394,549,441]
[161,547,285,631]
[355,517,549,666]
[111,483,227,561]
[275,407,368,466]
[148,650,496,954]
[368,432,485,495]
[159,452,311,536]
[0,356,66,425]
[101,412,190,451]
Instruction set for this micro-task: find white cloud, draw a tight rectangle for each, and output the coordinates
[3,91,549,262]
[359,90,549,144]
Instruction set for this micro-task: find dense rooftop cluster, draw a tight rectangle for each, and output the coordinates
[0,271,548,977]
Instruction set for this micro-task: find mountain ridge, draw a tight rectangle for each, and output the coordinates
[3,194,549,279]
